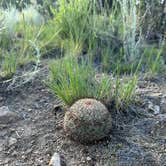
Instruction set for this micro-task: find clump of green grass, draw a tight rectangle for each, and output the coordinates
[113,75,138,110]
[48,56,112,106]
[48,55,138,110]
[14,23,43,66]
[0,8,44,80]
[51,0,97,56]
[143,42,165,78]
[39,19,60,52]
[0,51,17,79]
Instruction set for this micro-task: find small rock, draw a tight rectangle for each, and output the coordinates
[86,157,92,161]
[49,153,66,166]
[154,105,160,115]
[148,102,160,115]
[0,106,20,124]
[25,148,33,154]
[28,108,32,112]
[148,101,154,110]
[21,155,26,159]
[11,150,18,156]
[82,160,86,163]
[9,137,17,146]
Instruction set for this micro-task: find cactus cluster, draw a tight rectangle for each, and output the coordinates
[63,99,112,143]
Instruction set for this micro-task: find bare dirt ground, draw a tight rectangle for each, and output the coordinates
[0,61,166,166]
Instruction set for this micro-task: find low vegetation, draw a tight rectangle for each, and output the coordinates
[48,56,112,106]
[0,0,165,111]
[48,55,138,110]
[0,1,166,164]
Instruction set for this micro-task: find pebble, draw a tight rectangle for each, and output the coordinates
[0,106,20,124]
[21,155,26,159]
[154,105,160,115]
[9,137,17,146]
[11,151,18,156]
[86,157,92,161]
[28,108,32,112]
[148,101,160,115]
[49,152,61,166]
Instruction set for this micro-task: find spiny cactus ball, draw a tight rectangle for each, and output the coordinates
[63,98,112,143]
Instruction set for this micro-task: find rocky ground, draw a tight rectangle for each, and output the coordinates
[0,62,166,166]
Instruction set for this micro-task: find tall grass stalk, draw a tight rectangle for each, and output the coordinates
[119,0,141,62]
[0,12,5,34]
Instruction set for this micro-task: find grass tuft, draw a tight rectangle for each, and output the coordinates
[48,55,138,110]
[48,56,112,106]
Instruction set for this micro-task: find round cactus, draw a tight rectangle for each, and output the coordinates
[63,98,112,143]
